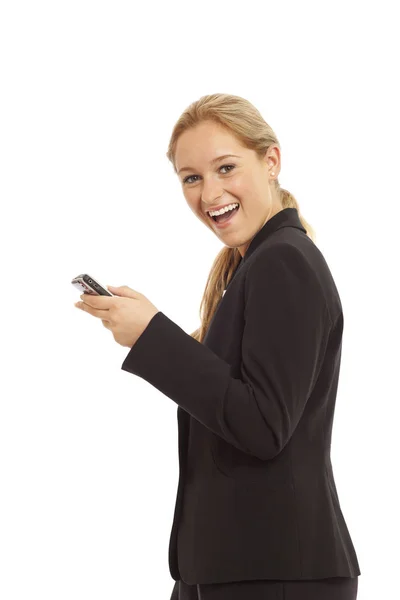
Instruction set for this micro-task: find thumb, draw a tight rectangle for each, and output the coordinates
[107,285,139,298]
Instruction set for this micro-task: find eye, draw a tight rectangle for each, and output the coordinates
[183,164,235,185]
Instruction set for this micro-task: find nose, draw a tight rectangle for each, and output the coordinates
[201,180,224,207]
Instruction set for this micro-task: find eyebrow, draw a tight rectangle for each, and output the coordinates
[177,154,241,175]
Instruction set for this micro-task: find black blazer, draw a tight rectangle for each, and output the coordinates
[121,207,361,585]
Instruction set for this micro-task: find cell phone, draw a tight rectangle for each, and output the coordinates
[71,274,115,296]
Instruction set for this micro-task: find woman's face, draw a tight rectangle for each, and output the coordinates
[174,120,282,257]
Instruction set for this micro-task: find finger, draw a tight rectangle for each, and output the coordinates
[81,293,116,309]
[80,304,112,321]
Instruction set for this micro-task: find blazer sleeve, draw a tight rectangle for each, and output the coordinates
[121,243,331,461]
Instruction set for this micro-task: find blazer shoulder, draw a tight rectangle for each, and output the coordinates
[244,241,332,326]
[245,240,315,276]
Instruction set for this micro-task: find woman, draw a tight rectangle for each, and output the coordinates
[120,93,361,599]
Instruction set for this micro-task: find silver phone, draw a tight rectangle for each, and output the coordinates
[71,274,115,296]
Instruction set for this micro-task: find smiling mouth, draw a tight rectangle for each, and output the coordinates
[207,204,240,225]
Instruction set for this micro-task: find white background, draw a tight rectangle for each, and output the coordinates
[1,1,399,598]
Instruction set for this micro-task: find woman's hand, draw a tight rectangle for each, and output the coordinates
[74,285,160,348]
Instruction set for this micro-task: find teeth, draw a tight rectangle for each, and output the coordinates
[208,203,239,217]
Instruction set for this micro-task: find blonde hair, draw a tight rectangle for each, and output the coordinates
[166,93,316,343]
